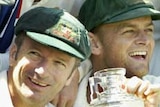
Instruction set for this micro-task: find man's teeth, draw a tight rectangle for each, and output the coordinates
[31,79,47,87]
[129,51,146,56]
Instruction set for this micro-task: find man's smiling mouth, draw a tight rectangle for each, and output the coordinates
[30,78,48,87]
[129,51,147,59]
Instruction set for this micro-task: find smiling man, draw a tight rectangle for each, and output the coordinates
[73,0,160,107]
[0,7,91,107]
[90,16,155,78]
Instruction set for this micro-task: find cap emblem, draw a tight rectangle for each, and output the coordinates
[46,20,80,45]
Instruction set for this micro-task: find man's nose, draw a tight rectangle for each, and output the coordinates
[135,31,152,46]
[34,62,50,78]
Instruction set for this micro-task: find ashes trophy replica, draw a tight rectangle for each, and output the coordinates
[89,68,144,107]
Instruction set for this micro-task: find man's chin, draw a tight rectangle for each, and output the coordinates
[125,67,148,78]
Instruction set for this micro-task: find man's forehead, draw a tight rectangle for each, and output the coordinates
[22,36,77,60]
[113,16,153,28]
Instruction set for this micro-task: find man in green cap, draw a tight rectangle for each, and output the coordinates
[0,6,91,107]
[73,0,160,106]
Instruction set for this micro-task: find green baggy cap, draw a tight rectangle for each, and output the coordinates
[79,0,160,31]
[15,7,91,61]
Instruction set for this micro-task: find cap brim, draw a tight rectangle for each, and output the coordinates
[104,7,160,24]
[26,31,85,60]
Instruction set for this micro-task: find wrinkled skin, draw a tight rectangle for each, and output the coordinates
[8,36,77,107]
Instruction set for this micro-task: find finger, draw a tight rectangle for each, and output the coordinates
[126,76,142,94]
[121,77,128,89]
[144,84,160,105]
[56,98,74,107]
[145,102,158,107]
[50,94,59,106]
[57,100,67,107]
[144,84,160,95]
[136,81,150,98]
[65,101,74,107]
[144,93,159,107]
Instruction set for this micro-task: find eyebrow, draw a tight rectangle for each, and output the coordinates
[116,21,153,31]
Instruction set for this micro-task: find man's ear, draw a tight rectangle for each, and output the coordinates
[65,68,79,86]
[9,43,18,66]
[89,32,102,55]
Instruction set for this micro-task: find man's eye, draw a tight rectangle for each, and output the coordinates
[145,28,153,33]
[28,51,41,60]
[29,51,40,56]
[123,30,134,34]
[54,61,66,68]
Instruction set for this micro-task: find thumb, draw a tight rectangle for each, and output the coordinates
[50,93,60,106]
